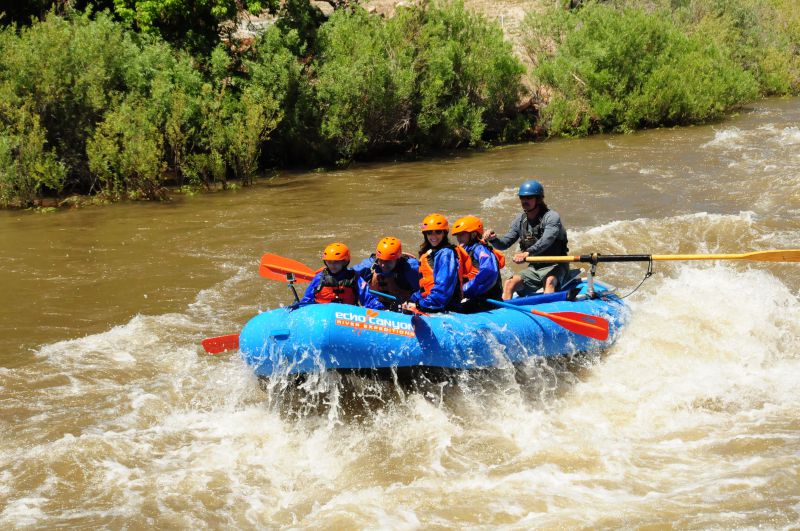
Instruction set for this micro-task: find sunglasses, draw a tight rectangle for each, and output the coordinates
[424,230,446,235]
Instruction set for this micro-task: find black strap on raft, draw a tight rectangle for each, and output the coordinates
[617,256,653,300]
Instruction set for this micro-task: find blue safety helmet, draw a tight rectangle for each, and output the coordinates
[518,180,544,197]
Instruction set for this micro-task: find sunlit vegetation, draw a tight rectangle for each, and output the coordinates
[522,0,799,136]
[0,0,798,206]
[0,2,525,206]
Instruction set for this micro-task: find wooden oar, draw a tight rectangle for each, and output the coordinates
[201,333,240,354]
[486,298,609,341]
[259,253,316,282]
[525,249,800,264]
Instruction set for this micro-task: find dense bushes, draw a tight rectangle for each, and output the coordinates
[1,0,798,206]
[522,0,799,137]
[312,3,524,162]
[0,100,67,206]
[523,3,759,135]
[0,2,525,206]
[675,0,800,95]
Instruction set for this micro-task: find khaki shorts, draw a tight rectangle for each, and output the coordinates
[515,263,568,295]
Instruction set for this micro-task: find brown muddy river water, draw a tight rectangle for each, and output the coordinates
[1,98,799,527]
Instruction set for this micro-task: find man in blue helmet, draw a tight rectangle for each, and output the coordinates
[484,179,569,298]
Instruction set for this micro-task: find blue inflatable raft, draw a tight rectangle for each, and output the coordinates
[238,279,628,377]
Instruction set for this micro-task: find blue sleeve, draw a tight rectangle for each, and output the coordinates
[416,248,458,311]
[488,216,521,251]
[352,257,375,277]
[357,276,385,310]
[402,258,421,292]
[463,244,499,298]
[300,273,322,304]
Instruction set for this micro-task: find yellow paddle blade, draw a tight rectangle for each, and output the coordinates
[651,250,800,262]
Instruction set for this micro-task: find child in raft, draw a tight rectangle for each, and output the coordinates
[300,242,382,308]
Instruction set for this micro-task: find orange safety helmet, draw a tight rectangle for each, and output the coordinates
[420,213,449,233]
[322,242,351,262]
[375,237,403,261]
[451,215,484,236]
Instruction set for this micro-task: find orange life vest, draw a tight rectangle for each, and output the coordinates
[314,268,358,305]
[418,245,470,300]
[368,268,414,303]
[463,241,505,280]
[462,241,504,300]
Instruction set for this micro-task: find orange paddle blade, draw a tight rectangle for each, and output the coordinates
[259,253,316,283]
[487,299,610,341]
[202,334,240,355]
[530,309,609,341]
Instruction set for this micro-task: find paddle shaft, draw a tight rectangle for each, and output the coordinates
[525,249,800,264]
[488,297,603,331]
[369,289,430,316]
[369,289,397,301]
[486,298,609,340]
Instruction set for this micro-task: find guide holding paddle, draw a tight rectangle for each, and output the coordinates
[300,242,383,308]
[484,179,569,299]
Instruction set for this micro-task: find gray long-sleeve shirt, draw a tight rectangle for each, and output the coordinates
[488,210,568,256]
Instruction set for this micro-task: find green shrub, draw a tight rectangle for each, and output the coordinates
[608,0,800,95]
[0,11,139,191]
[0,101,66,207]
[235,27,300,176]
[683,0,799,95]
[111,0,269,55]
[86,96,165,200]
[310,1,526,163]
[525,3,758,135]
[411,1,526,148]
[313,8,415,161]
[220,86,282,185]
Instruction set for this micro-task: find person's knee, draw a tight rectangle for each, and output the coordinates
[502,276,519,299]
[543,275,557,293]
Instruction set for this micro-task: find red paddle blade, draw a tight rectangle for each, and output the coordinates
[202,334,240,354]
[531,309,609,341]
[259,253,316,283]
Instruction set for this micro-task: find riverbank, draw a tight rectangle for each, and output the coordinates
[1,0,798,208]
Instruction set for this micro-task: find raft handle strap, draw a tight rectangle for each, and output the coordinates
[618,257,654,300]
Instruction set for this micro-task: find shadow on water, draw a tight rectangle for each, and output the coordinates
[256,349,605,423]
